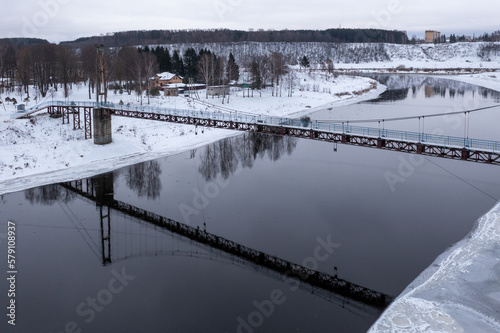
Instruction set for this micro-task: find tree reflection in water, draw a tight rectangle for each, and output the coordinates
[363,74,500,103]
[125,160,162,199]
[198,133,298,181]
[25,185,76,205]
[25,134,296,203]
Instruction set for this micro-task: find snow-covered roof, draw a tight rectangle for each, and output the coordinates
[164,83,187,89]
[156,72,183,81]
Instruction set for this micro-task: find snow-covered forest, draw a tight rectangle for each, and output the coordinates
[158,41,500,65]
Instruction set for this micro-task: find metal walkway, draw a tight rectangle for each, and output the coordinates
[12,100,500,165]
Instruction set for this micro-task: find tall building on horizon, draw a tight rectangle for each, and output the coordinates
[425,30,441,43]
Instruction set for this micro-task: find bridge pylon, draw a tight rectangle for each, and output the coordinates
[94,44,112,145]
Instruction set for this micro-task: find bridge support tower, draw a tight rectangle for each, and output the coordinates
[94,44,112,145]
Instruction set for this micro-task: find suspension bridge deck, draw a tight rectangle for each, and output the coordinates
[11,100,500,165]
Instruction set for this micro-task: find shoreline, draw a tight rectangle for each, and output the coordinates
[368,202,500,332]
[0,74,381,196]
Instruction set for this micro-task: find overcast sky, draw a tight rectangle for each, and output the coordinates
[1,0,498,43]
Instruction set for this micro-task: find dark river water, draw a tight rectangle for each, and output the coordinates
[1,75,500,333]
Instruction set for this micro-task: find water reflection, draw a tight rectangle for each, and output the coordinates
[25,185,76,205]
[363,74,500,103]
[198,133,298,181]
[124,160,162,199]
[60,173,392,308]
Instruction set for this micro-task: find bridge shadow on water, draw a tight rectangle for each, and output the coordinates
[24,133,393,312]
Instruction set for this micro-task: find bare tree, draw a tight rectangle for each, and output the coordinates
[215,56,227,103]
[143,52,158,105]
[0,42,16,92]
[17,47,31,98]
[131,51,144,105]
[31,44,57,99]
[198,53,213,99]
[56,45,78,99]
[116,47,138,95]
[287,69,297,97]
[269,52,288,97]
[325,58,335,74]
[80,44,97,100]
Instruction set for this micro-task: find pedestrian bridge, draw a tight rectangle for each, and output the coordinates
[11,100,500,165]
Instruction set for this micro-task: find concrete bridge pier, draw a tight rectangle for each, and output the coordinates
[93,108,112,145]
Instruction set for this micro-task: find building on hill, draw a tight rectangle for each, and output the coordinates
[151,72,183,89]
[425,30,441,43]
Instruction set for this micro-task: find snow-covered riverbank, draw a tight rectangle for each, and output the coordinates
[368,72,500,333]
[369,202,500,333]
[0,73,381,195]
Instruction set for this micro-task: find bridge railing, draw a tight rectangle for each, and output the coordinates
[11,100,500,153]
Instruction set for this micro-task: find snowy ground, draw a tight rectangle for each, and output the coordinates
[0,72,381,195]
[369,202,500,333]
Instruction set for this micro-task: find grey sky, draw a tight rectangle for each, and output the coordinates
[1,0,498,43]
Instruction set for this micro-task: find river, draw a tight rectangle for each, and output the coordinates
[1,75,499,333]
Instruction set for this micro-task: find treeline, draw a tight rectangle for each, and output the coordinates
[61,28,408,48]
[0,39,306,105]
[0,38,48,47]
[0,42,246,104]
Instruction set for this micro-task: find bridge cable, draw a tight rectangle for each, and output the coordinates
[314,104,500,125]
[424,157,499,202]
[56,201,101,261]
[192,152,207,229]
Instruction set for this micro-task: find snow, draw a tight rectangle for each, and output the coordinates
[155,72,182,80]
[2,50,500,332]
[368,202,500,333]
[447,72,500,92]
[0,71,379,195]
[154,42,500,71]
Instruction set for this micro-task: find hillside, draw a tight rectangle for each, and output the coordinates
[149,41,500,68]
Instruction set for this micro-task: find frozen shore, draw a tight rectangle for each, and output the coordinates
[368,202,500,333]
[369,72,500,333]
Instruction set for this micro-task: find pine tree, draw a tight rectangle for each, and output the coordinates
[183,47,199,81]
[171,50,185,76]
[226,52,240,83]
[160,48,172,73]
[300,55,310,68]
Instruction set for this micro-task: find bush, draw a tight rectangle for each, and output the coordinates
[149,87,161,97]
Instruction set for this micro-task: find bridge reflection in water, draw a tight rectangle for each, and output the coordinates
[59,172,393,309]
